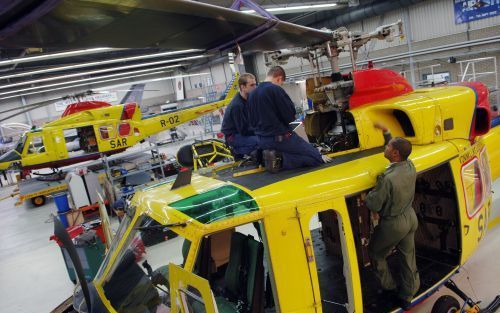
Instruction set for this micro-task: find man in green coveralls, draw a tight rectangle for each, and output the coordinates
[366,123,420,311]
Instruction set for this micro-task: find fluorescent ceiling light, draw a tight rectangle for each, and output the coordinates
[0,65,183,96]
[0,48,117,67]
[242,3,337,14]
[0,55,207,90]
[0,72,208,101]
[0,49,203,80]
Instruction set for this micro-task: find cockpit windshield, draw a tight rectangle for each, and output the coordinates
[15,134,26,154]
[0,134,25,164]
[0,149,21,163]
[98,214,189,313]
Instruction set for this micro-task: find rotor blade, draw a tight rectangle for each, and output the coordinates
[0,102,51,116]
[53,216,92,312]
[0,0,332,51]
[0,90,97,116]
[105,89,160,92]
[0,103,50,123]
[0,95,68,116]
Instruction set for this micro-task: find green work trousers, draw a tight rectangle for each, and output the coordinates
[368,209,420,302]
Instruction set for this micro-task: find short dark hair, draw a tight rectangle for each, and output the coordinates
[391,137,412,160]
[267,66,286,81]
[238,73,255,88]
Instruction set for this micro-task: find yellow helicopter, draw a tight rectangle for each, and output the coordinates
[0,75,239,174]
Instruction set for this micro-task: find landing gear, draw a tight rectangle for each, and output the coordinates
[432,280,500,313]
[431,295,460,313]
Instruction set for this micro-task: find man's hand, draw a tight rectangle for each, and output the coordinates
[322,155,333,163]
[374,122,389,133]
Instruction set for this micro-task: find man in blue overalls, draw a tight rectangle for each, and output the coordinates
[248,66,324,173]
[221,73,258,157]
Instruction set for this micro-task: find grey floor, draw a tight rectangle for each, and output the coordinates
[0,175,498,313]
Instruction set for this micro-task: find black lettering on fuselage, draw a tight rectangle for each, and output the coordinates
[110,138,128,149]
[160,115,179,128]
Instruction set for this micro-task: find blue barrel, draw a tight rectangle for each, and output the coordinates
[54,192,70,228]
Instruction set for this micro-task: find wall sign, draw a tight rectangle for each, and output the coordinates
[54,92,118,111]
[454,0,500,24]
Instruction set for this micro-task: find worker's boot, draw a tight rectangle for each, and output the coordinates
[249,149,263,166]
[262,150,282,173]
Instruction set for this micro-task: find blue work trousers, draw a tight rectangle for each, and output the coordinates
[227,134,259,155]
[258,132,323,170]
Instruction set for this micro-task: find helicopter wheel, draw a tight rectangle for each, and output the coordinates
[431,295,460,313]
[31,195,46,207]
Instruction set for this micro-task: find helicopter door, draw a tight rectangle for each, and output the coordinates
[22,133,49,166]
[296,200,360,313]
[456,145,492,262]
[169,263,219,313]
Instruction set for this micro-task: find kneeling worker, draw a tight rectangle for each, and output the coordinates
[221,73,258,156]
[366,123,420,311]
[248,66,324,173]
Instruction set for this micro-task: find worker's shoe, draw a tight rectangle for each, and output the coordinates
[248,149,263,166]
[262,150,282,173]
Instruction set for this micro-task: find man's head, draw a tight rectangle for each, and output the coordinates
[238,73,256,99]
[266,66,286,86]
[384,137,412,162]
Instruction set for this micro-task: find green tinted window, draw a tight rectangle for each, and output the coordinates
[168,185,258,224]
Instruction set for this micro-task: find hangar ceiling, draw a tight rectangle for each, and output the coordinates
[0,0,409,103]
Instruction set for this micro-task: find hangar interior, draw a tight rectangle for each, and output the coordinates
[0,1,498,313]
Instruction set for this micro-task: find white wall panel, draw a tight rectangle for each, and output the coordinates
[410,0,467,41]
[210,64,227,85]
[0,100,28,124]
[346,21,363,32]
[223,62,235,82]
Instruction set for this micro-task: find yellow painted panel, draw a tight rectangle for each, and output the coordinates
[263,207,317,313]
[169,264,218,313]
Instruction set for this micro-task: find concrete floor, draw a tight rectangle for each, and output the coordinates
[0,167,498,313]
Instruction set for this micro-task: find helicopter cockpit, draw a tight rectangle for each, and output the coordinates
[0,134,25,165]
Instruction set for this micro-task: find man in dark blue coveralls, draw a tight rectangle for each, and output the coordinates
[221,73,258,156]
[248,66,324,173]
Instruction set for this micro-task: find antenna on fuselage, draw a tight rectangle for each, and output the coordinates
[171,169,192,190]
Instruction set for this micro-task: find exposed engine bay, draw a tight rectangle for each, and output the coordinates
[303,73,359,153]
[264,21,403,154]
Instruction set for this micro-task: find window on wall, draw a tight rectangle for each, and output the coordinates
[26,135,44,154]
[461,158,484,218]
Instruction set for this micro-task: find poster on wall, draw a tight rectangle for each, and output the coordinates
[454,0,500,24]
[423,72,451,85]
[54,92,118,111]
[175,74,185,101]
